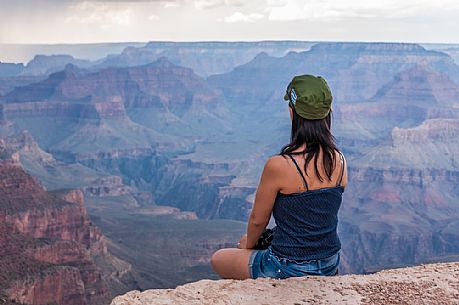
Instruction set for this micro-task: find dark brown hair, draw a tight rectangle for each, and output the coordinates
[279,105,338,182]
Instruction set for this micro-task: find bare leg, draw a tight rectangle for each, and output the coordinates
[211,248,255,280]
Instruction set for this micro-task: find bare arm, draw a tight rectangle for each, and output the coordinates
[245,156,282,249]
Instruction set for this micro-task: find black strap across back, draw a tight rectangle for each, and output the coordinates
[287,151,345,192]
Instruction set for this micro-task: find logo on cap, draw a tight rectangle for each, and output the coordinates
[290,88,297,106]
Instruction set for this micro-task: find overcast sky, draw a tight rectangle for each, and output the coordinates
[0,0,458,44]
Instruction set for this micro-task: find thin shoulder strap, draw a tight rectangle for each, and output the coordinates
[337,151,345,187]
[287,154,309,191]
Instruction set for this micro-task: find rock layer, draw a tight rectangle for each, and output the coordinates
[111,261,459,305]
[0,157,111,305]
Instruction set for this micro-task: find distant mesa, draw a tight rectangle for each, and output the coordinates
[208,41,459,105]
[0,56,223,158]
[2,56,215,107]
[372,64,459,105]
[0,54,93,78]
[309,41,428,53]
[0,62,24,77]
[98,40,316,77]
[23,54,93,76]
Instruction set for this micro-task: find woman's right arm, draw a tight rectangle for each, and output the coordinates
[245,156,282,249]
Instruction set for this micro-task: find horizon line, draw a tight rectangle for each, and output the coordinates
[2,39,459,46]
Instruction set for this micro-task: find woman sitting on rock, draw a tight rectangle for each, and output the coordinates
[211,74,348,280]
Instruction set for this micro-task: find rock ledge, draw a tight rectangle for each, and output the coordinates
[111,262,459,305]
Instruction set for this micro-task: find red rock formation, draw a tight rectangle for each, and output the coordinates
[8,267,86,305]
[89,225,108,256]
[0,158,110,305]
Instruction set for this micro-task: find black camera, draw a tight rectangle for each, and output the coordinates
[254,227,276,250]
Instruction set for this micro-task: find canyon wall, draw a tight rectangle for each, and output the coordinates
[0,156,110,305]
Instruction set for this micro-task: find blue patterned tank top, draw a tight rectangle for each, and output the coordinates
[270,152,345,261]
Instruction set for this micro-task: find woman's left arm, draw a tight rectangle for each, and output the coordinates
[245,156,282,249]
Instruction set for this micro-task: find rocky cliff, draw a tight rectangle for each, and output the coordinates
[0,58,225,156]
[0,156,111,305]
[392,119,459,145]
[2,59,220,114]
[372,64,459,105]
[110,261,459,305]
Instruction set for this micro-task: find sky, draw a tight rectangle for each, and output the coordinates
[0,0,458,44]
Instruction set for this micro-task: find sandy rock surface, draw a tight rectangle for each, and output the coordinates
[111,262,459,305]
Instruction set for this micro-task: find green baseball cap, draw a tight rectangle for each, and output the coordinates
[283,74,333,120]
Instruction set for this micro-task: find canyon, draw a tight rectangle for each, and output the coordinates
[1,41,459,303]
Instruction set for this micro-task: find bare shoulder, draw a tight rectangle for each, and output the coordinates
[263,155,288,173]
[266,155,288,167]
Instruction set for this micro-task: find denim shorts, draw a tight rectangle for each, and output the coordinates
[248,246,340,279]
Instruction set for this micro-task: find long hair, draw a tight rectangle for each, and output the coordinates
[279,105,338,182]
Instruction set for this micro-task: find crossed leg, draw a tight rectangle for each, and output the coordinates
[211,248,255,280]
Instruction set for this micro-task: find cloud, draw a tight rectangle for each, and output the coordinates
[1,0,458,45]
[194,0,244,10]
[148,14,160,20]
[222,12,264,22]
[164,2,181,8]
[265,0,459,21]
[65,1,133,26]
[266,1,385,21]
